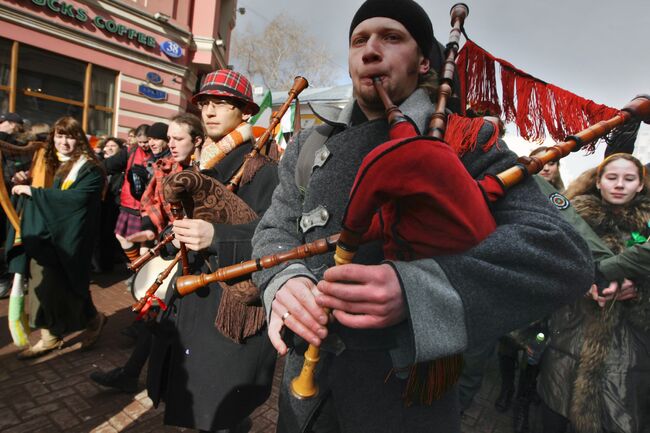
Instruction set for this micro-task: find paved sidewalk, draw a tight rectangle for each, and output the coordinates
[0,269,541,433]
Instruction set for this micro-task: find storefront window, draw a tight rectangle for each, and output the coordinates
[17,45,85,102]
[88,108,113,137]
[0,38,11,87]
[0,90,8,114]
[91,66,115,108]
[0,38,11,112]
[0,41,117,136]
[16,96,82,127]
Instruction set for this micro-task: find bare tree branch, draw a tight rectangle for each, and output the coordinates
[231,16,337,89]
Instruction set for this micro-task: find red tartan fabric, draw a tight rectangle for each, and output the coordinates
[348,135,496,260]
[140,157,182,233]
[191,69,259,114]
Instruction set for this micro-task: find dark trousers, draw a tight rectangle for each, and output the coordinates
[541,400,569,433]
[123,322,152,378]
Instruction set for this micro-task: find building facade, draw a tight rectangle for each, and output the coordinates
[0,0,238,138]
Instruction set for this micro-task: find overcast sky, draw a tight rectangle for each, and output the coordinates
[232,0,650,182]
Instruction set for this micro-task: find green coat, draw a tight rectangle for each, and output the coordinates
[13,161,103,334]
[534,176,650,281]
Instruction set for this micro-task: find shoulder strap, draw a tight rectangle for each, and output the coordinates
[127,146,138,167]
[294,124,335,191]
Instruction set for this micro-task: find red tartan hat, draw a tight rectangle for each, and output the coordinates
[191,69,259,115]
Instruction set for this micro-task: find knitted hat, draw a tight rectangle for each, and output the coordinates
[0,112,23,125]
[148,122,169,140]
[191,69,259,115]
[349,0,435,61]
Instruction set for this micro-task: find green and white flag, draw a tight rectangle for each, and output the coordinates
[250,90,272,126]
[276,102,295,150]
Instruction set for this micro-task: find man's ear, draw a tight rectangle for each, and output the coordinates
[193,135,203,148]
[242,113,252,122]
[419,57,430,75]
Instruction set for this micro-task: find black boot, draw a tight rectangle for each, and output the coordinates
[90,367,138,393]
[512,363,538,433]
[513,396,531,433]
[494,354,516,412]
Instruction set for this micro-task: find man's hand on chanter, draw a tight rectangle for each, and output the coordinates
[317,263,407,329]
[269,276,329,356]
[172,218,215,251]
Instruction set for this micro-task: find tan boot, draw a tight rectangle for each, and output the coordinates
[81,313,108,349]
[17,329,63,360]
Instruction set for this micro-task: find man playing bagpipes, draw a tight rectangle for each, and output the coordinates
[146,70,280,433]
[250,1,593,432]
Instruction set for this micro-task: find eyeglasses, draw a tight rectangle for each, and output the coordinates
[196,98,235,110]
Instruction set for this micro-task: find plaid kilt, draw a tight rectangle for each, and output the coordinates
[114,209,142,237]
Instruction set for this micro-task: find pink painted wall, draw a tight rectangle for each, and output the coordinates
[0,0,236,134]
[2,0,191,65]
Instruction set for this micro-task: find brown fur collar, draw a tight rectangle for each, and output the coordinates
[567,190,650,432]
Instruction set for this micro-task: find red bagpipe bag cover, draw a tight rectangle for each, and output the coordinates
[343,117,498,261]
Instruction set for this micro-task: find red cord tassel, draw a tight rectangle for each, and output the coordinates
[456,40,619,148]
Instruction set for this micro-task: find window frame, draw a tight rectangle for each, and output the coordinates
[2,39,117,135]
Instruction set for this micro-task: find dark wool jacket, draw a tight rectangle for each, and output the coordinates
[538,175,650,433]
[251,89,593,433]
[147,140,279,432]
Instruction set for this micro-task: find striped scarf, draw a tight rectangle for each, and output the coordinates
[59,154,89,190]
[199,122,253,170]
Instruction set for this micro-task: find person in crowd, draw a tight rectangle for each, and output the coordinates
[146,122,170,164]
[126,128,137,148]
[136,122,170,242]
[0,112,28,297]
[91,113,205,393]
[489,146,569,432]
[537,153,650,433]
[101,137,124,160]
[531,145,565,191]
[250,1,592,432]
[9,116,107,359]
[112,124,151,262]
[93,137,127,272]
[146,69,279,433]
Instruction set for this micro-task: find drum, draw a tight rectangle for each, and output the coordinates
[130,255,178,302]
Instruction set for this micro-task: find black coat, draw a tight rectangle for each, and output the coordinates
[147,142,279,431]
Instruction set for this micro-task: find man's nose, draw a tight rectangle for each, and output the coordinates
[362,36,382,63]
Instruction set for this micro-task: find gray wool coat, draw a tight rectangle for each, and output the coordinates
[251,89,593,433]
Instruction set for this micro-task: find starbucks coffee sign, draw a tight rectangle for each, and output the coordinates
[29,0,158,48]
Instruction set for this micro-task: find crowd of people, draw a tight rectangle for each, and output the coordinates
[0,1,648,432]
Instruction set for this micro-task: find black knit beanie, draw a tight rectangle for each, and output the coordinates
[148,122,168,140]
[349,0,435,61]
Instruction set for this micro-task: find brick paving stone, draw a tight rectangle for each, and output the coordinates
[22,401,61,419]
[34,386,76,405]
[0,406,21,430]
[50,406,81,430]
[64,393,92,414]
[108,411,138,430]
[3,416,51,433]
[122,400,149,420]
[91,422,119,433]
[23,379,50,398]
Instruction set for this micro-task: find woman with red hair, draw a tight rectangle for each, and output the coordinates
[10,116,107,359]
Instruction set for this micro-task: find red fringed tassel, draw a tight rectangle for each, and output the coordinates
[444,114,499,157]
[501,66,517,123]
[457,40,619,147]
[402,354,464,406]
[457,40,501,116]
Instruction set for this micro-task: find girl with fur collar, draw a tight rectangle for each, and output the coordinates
[537,153,650,433]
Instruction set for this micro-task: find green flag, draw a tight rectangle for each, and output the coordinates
[250,90,272,126]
